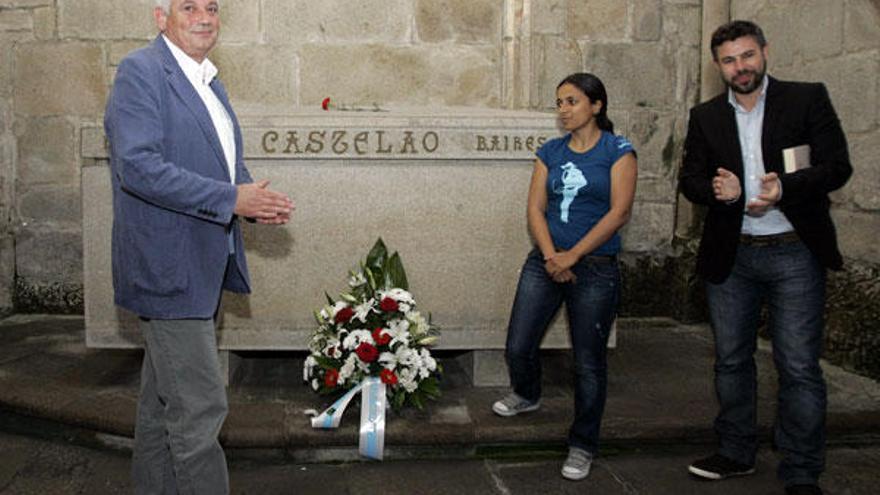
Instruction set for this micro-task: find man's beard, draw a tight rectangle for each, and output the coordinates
[725,62,766,94]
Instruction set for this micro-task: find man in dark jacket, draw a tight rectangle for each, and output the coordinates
[678,20,851,495]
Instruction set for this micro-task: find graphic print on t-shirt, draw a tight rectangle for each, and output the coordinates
[552,162,587,223]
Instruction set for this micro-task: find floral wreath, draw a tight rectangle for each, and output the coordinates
[304,238,441,410]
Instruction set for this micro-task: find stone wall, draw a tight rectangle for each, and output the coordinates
[0,1,878,376]
[0,0,701,315]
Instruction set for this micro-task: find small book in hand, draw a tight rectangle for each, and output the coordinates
[783,144,811,174]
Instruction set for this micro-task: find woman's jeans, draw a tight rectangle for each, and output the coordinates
[706,240,826,487]
[505,248,620,454]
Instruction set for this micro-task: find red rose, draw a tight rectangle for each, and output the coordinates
[380,368,398,385]
[324,369,339,388]
[335,306,354,324]
[372,327,391,346]
[379,297,399,313]
[322,97,332,111]
[355,342,379,362]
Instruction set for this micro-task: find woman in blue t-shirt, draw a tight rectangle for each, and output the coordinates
[492,73,638,481]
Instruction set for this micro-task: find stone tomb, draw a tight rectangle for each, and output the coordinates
[82,109,605,385]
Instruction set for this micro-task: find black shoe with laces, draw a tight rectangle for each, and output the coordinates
[687,454,756,480]
[785,484,823,495]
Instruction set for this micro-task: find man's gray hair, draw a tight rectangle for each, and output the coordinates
[155,0,220,13]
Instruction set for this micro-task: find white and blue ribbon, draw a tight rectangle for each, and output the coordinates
[307,377,387,460]
[359,377,386,460]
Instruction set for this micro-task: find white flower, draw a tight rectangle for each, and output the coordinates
[395,346,418,368]
[303,355,317,382]
[342,329,373,350]
[398,367,418,392]
[398,303,411,314]
[339,354,358,383]
[353,298,375,323]
[387,319,411,347]
[378,351,398,370]
[407,311,429,335]
[311,378,320,391]
[379,288,415,305]
[420,348,437,372]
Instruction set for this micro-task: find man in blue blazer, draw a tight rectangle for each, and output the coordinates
[679,21,851,495]
[104,1,293,493]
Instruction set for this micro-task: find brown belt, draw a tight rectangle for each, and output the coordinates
[739,231,800,247]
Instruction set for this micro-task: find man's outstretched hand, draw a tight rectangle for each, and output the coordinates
[235,180,294,225]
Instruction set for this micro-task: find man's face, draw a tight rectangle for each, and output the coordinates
[715,36,768,95]
[155,0,221,62]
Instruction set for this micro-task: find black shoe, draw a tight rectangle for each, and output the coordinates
[688,454,756,480]
[785,484,823,495]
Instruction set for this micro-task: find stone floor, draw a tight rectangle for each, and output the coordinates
[1,314,879,494]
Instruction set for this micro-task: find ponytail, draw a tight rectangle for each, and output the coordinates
[596,113,614,134]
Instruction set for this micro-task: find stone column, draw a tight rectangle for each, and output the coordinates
[0,232,12,316]
[700,0,730,103]
[502,0,533,110]
[0,109,11,315]
[674,0,730,242]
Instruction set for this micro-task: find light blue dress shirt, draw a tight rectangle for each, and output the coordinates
[729,76,794,235]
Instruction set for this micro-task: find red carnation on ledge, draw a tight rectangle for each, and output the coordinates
[379,297,399,313]
[380,368,398,385]
[355,342,379,363]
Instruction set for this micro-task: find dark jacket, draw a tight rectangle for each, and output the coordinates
[679,76,852,283]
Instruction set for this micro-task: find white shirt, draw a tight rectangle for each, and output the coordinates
[163,35,236,184]
[728,75,793,235]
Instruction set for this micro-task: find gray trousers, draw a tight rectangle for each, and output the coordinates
[133,318,229,495]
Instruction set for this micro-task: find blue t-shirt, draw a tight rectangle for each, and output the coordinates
[536,131,635,255]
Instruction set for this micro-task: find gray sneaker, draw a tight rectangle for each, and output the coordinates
[491,393,540,417]
[561,447,593,480]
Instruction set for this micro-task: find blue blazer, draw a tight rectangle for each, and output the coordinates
[104,36,252,319]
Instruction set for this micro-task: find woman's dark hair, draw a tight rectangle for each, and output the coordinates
[710,20,767,61]
[557,73,614,133]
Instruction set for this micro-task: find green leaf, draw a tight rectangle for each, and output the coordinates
[392,390,406,410]
[384,252,409,290]
[411,392,424,410]
[418,377,441,398]
[416,335,439,346]
[324,291,335,305]
[365,238,388,272]
[363,266,378,292]
[313,355,340,370]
